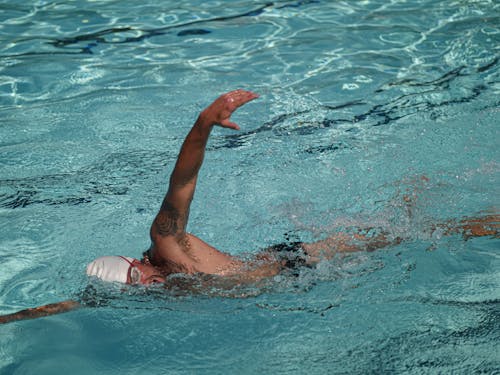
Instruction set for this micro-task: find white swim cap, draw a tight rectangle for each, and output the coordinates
[86,256,135,284]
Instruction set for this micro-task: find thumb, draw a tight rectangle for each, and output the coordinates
[220,120,240,130]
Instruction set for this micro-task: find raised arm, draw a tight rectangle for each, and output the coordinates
[150,90,259,244]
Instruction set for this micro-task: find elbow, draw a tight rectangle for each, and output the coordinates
[151,209,185,239]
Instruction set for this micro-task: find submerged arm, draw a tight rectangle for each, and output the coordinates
[0,300,81,325]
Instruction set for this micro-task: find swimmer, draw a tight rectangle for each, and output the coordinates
[1,90,498,324]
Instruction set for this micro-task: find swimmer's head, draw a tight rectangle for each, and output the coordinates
[86,256,165,285]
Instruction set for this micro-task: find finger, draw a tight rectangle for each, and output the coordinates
[228,89,259,100]
[235,90,259,100]
[231,91,259,107]
[220,120,240,130]
[227,89,248,96]
[224,95,257,114]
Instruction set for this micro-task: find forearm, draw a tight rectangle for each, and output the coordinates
[169,115,213,189]
[0,300,81,324]
[166,90,257,194]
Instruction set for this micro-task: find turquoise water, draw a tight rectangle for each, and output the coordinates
[1,0,499,373]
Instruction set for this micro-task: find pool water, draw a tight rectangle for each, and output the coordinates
[1,0,499,373]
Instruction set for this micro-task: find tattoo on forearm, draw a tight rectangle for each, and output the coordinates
[155,201,181,236]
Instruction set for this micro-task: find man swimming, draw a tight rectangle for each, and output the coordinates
[86,89,283,285]
[1,90,498,323]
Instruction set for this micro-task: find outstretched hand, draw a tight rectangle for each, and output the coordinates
[200,89,259,130]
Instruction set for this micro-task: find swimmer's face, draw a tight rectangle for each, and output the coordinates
[128,260,165,285]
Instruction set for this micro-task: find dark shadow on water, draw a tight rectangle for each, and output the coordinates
[0,1,321,58]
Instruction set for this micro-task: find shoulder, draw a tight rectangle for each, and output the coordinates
[148,236,196,272]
